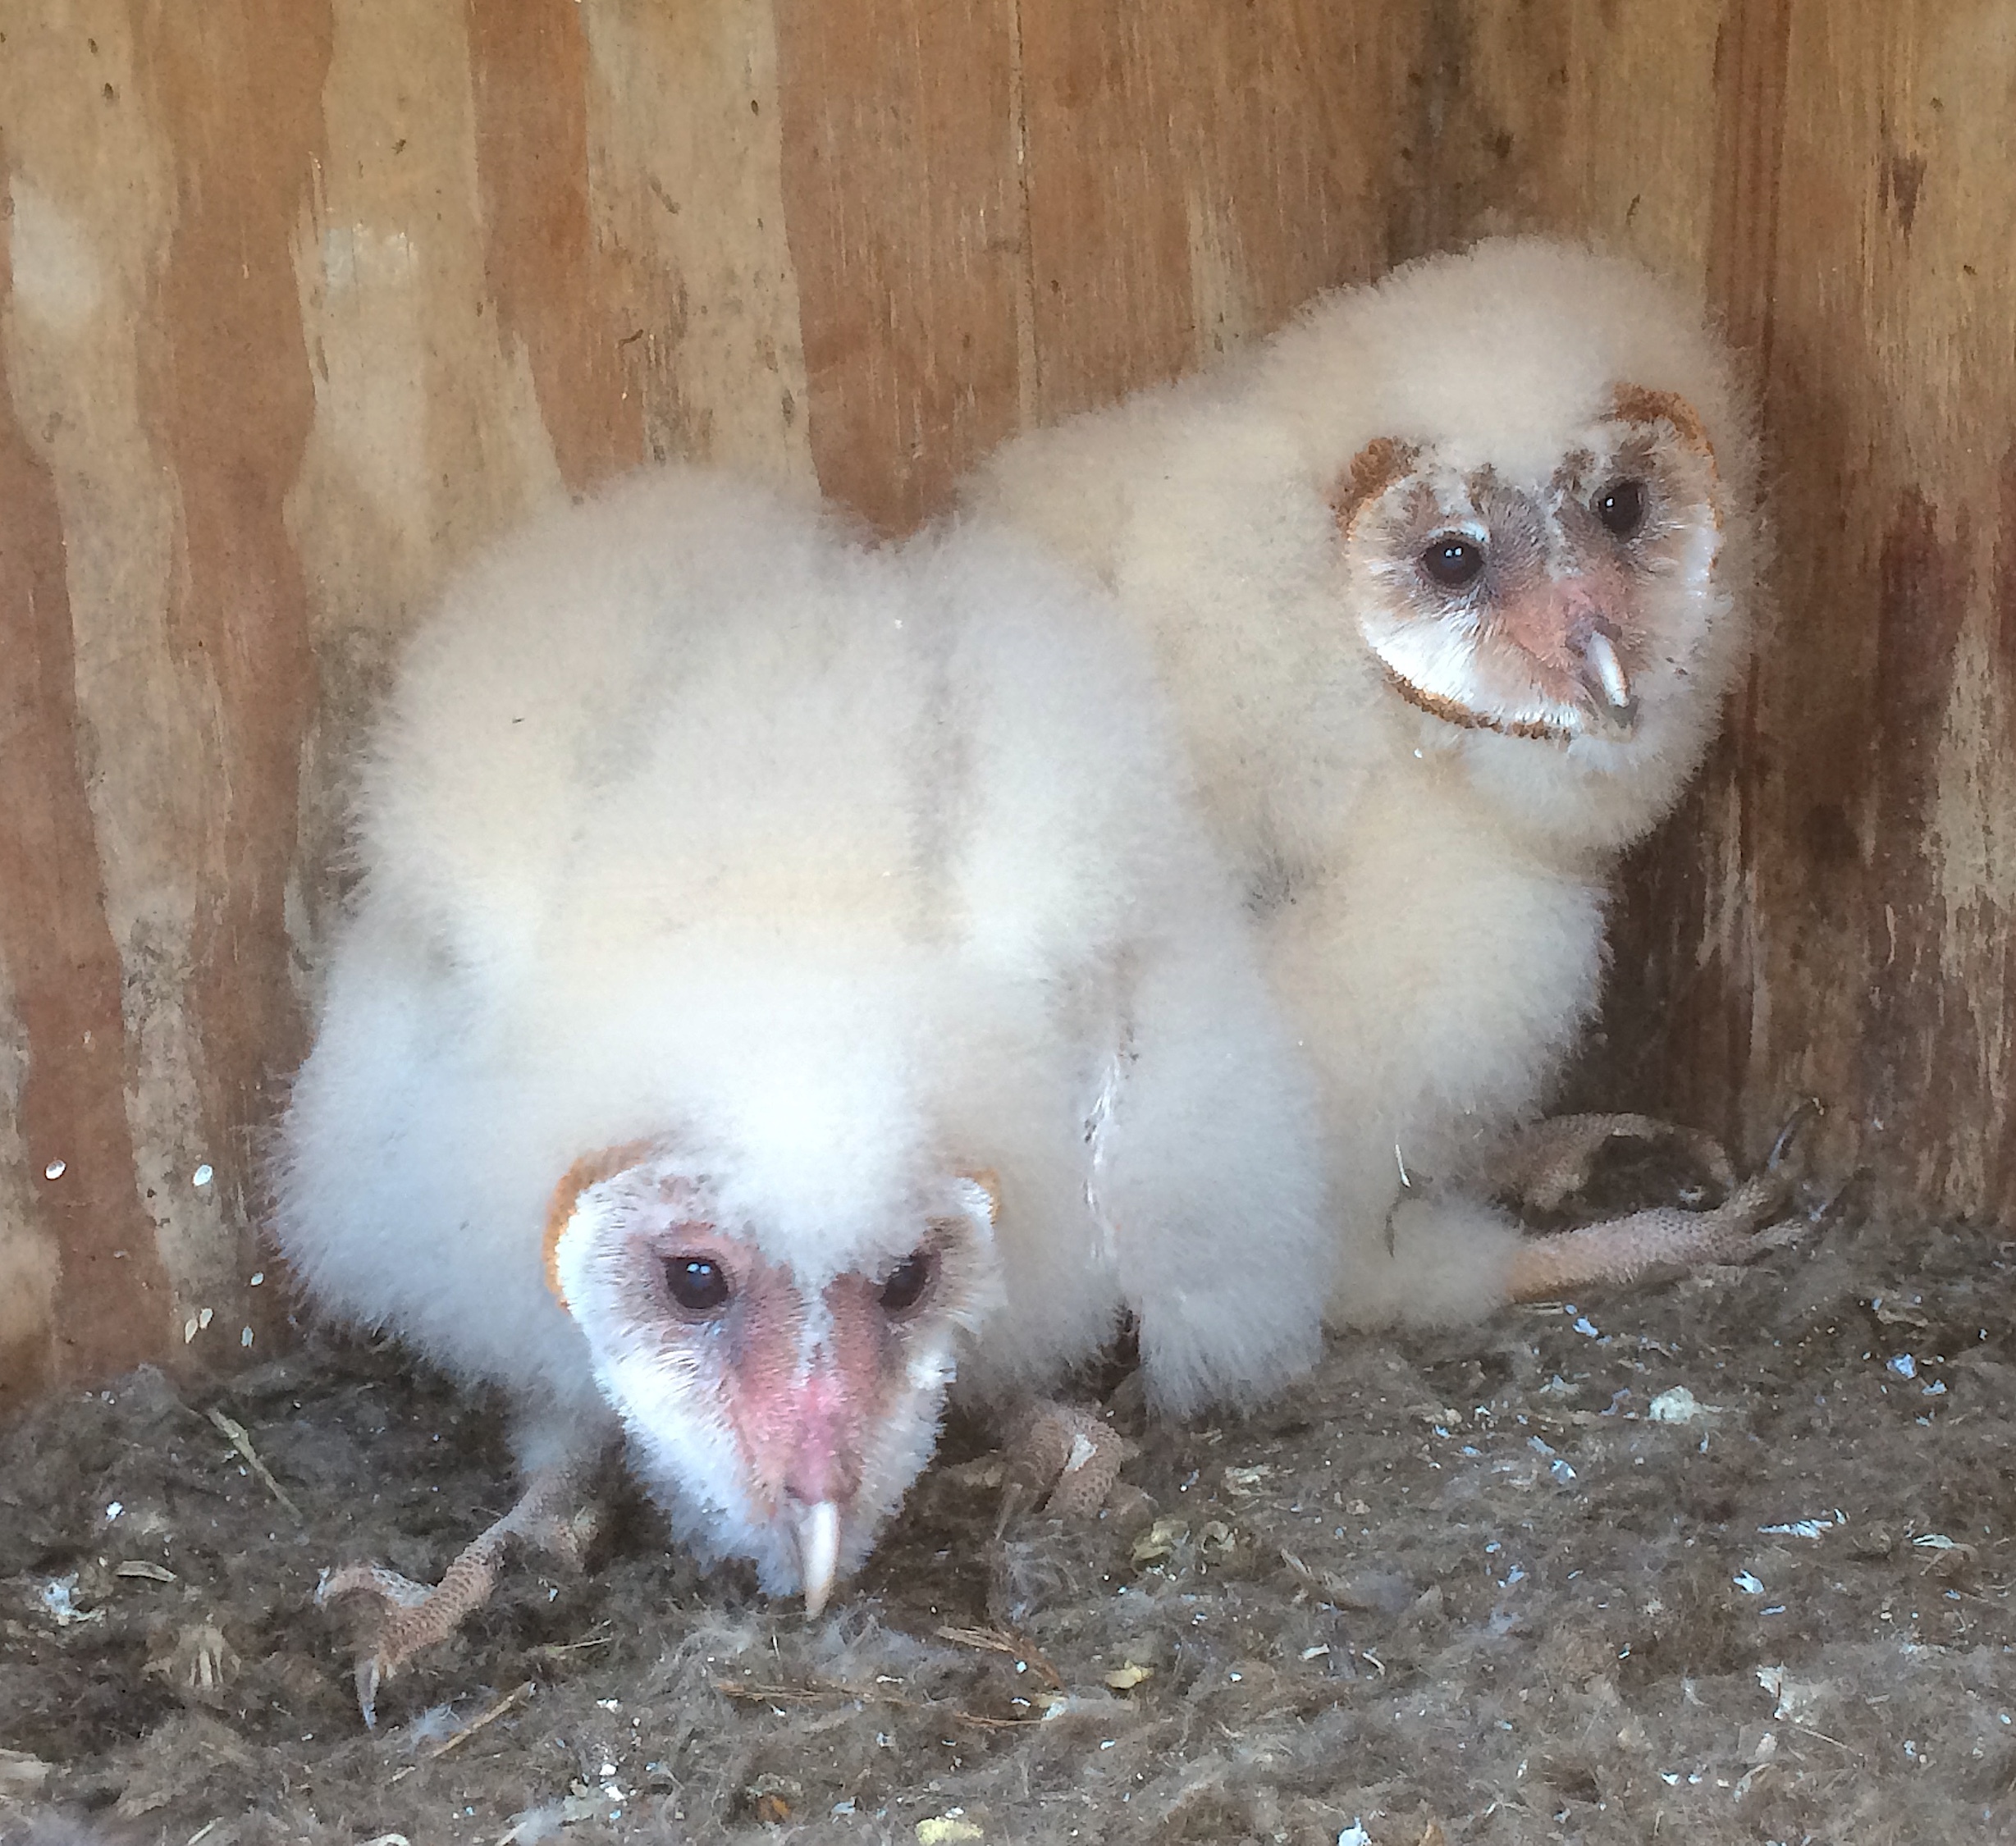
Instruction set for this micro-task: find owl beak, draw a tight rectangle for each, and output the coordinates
[796,1499,841,1618]
[1575,628,1638,736]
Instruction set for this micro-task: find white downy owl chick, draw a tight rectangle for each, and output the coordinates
[274,467,1328,1709]
[967,236,1769,1323]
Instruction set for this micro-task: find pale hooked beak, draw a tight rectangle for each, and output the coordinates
[1579,629,1638,734]
[796,1500,840,1618]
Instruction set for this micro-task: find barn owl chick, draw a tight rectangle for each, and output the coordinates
[967,236,1781,1322]
[276,468,1328,1717]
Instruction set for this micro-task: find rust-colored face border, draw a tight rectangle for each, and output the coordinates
[542,1140,662,1309]
[1327,435,1420,537]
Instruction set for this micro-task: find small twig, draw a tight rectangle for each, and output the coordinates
[206,1407,304,1520]
[1788,1720,1863,1758]
[934,1623,1063,1688]
[428,1679,535,1760]
[712,1679,1038,1730]
[528,1625,615,1661]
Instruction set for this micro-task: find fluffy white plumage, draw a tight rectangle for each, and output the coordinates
[966,236,1761,1323]
[274,468,1328,1614]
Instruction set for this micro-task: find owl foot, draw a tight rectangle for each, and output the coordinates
[1492,1111,1738,1215]
[318,1461,597,1727]
[996,1400,1136,1529]
[1506,1103,1820,1301]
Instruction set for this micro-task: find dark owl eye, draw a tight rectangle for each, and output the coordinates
[1420,536,1485,589]
[665,1255,731,1314]
[1594,478,1646,537]
[878,1249,937,1315]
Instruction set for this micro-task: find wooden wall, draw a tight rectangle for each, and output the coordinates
[2,0,2010,1405]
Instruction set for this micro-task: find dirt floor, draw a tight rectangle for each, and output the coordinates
[4,1167,2014,1845]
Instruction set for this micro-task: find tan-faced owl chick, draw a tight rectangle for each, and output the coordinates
[273,467,1328,1720]
[966,235,1785,1323]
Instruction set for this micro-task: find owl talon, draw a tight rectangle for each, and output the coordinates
[316,1461,594,1726]
[1506,1141,1813,1303]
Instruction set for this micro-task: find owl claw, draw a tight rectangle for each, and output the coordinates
[354,1655,383,1732]
[316,1460,597,1726]
[1505,1141,1815,1303]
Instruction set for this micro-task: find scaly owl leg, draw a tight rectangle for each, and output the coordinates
[996,1400,1136,1528]
[318,1458,598,1727]
[1505,1104,1819,1300]
[1491,1112,1737,1215]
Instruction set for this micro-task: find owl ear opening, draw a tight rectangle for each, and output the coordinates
[1326,436,1419,537]
[542,1140,659,1309]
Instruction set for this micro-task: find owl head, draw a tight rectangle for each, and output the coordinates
[544,1140,1000,1616]
[1271,237,1760,843]
[1332,383,1724,745]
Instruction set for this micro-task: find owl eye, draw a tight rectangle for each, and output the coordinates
[1594,478,1646,537]
[1420,536,1485,589]
[878,1248,938,1315]
[665,1254,731,1314]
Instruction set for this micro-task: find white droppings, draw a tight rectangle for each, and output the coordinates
[249,1272,265,1286]
[182,1316,200,1345]
[103,1501,123,1522]
[1648,1386,1704,1423]
[1734,1571,1765,1595]
[197,1307,214,1331]
[241,1327,255,1348]
[43,1159,66,1181]
[193,1163,214,1187]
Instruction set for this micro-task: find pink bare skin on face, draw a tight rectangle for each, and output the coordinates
[709,1252,920,1516]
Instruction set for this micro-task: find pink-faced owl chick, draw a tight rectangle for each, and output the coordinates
[967,236,1796,1324]
[273,467,1328,1719]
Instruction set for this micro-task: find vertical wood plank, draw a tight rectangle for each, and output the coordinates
[466,0,646,491]
[773,0,1024,532]
[121,1,333,1346]
[579,0,813,480]
[1019,0,1421,421]
[1737,0,2016,1211]
[0,188,171,1398]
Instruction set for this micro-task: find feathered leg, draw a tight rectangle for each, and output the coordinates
[318,1457,598,1727]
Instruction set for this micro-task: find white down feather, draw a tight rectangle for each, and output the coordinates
[273,467,1332,1467]
[966,237,1762,1323]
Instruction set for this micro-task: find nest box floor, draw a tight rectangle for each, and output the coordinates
[3,1209,2013,1844]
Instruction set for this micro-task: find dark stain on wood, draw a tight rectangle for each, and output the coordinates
[0,153,173,1400]
[1881,149,1927,238]
[467,0,646,492]
[1706,0,1792,359]
[1861,489,1969,1190]
[125,0,331,1323]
